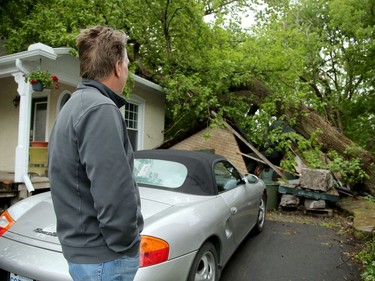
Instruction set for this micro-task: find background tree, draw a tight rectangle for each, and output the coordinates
[239,0,375,193]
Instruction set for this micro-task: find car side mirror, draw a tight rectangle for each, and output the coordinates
[246,174,259,184]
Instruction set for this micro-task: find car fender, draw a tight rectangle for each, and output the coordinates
[142,195,237,265]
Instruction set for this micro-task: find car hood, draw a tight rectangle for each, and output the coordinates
[4,189,208,251]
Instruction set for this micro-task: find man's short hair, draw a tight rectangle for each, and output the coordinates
[77,26,127,80]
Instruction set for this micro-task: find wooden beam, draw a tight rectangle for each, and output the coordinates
[238,152,284,171]
[211,111,287,179]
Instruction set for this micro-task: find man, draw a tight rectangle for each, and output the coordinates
[48,26,143,281]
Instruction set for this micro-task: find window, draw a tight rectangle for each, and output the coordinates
[120,95,145,151]
[125,102,138,149]
[59,92,71,111]
[32,98,48,141]
[214,161,242,192]
[134,159,188,189]
[124,101,140,150]
[125,102,138,129]
[56,91,72,114]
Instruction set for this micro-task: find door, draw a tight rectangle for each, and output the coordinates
[215,161,258,244]
[32,98,48,141]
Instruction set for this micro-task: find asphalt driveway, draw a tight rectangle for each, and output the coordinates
[220,219,361,281]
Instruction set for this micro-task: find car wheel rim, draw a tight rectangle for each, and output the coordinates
[258,198,265,228]
[195,251,216,281]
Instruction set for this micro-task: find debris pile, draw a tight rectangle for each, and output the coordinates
[278,168,340,216]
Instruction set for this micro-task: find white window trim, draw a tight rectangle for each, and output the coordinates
[121,94,145,150]
[32,90,50,142]
[56,90,72,114]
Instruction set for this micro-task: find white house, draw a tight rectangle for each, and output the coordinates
[0,43,165,197]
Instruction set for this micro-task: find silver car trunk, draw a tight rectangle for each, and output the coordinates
[3,198,61,252]
[3,188,205,252]
[3,191,174,250]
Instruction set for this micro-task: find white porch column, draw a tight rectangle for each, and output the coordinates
[12,70,32,183]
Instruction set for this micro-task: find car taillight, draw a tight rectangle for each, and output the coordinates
[140,235,169,267]
[0,210,15,237]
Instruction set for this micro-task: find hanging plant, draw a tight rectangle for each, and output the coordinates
[24,70,59,90]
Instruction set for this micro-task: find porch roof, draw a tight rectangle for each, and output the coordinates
[0,43,163,91]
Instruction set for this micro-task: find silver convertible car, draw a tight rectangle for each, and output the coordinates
[0,149,267,281]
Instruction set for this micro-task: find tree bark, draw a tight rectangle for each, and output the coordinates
[287,105,375,196]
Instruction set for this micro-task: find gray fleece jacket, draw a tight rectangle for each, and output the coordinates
[48,79,143,263]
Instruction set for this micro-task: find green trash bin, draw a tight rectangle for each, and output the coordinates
[265,181,279,210]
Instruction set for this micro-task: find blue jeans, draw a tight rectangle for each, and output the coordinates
[68,254,140,281]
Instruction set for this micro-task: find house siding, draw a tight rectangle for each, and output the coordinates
[0,77,19,171]
[170,127,247,174]
[132,83,165,150]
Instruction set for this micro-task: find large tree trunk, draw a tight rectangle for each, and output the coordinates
[287,105,375,196]
[235,79,375,196]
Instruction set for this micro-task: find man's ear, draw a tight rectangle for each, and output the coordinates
[114,60,122,77]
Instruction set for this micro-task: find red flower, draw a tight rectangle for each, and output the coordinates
[30,79,38,85]
[52,75,59,82]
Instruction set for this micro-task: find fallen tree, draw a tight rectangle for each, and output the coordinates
[232,79,375,196]
[288,104,375,196]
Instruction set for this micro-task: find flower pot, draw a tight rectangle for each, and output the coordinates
[32,81,44,92]
[31,141,48,147]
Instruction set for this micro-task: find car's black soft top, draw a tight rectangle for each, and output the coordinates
[134,149,226,196]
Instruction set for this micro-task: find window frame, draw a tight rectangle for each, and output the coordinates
[32,99,48,141]
[56,90,72,113]
[120,94,145,151]
[214,161,243,193]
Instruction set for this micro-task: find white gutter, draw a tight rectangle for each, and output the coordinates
[23,175,34,193]
[14,58,34,192]
[132,74,163,92]
[15,58,28,73]
[10,43,58,192]
[0,44,57,65]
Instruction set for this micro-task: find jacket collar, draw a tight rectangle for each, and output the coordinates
[77,79,127,108]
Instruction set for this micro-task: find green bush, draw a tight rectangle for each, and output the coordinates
[357,235,375,281]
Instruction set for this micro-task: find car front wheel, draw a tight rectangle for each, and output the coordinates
[254,194,266,233]
[187,242,218,281]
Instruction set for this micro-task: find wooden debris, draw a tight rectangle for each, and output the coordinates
[303,207,333,217]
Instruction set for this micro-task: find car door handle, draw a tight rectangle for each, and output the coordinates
[231,207,238,214]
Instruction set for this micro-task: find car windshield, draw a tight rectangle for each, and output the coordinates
[134,158,188,189]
